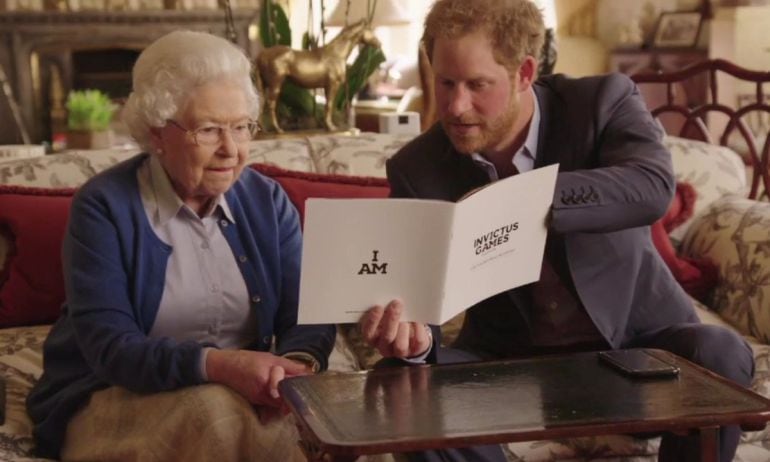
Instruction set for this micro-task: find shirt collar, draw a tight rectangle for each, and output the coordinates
[148,155,235,226]
[522,88,541,167]
[471,88,540,177]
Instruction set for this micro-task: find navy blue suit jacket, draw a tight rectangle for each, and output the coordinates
[386,73,697,358]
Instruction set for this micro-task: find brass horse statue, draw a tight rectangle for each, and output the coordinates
[256,21,381,133]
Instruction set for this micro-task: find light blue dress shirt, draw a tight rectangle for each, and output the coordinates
[138,156,258,377]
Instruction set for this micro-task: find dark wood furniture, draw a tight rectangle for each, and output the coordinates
[280,350,770,462]
[611,48,708,77]
[631,59,770,201]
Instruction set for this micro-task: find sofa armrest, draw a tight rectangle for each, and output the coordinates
[680,195,770,342]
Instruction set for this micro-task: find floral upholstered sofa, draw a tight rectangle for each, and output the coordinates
[1,131,770,461]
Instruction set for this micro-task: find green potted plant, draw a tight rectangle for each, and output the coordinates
[65,89,116,149]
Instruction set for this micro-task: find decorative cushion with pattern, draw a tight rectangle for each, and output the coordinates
[246,138,315,172]
[662,136,747,244]
[0,140,314,190]
[680,195,770,342]
[305,132,413,177]
[0,149,137,188]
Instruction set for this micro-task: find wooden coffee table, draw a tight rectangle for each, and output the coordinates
[279,349,770,462]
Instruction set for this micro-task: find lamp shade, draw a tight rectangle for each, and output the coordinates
[326,0,412,27]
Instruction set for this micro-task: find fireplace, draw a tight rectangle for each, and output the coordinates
[0,9,260,145]
[72,48,140,98]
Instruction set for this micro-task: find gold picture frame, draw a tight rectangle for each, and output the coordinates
[653,11,703,48]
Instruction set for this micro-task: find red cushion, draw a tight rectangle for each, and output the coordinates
[0,167,388,329]
[251,164,390,222]
[0,186,75,327]
[651,182,717,302]
[660,181,697,233]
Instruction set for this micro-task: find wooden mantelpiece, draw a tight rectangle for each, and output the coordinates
[0,9,259,144]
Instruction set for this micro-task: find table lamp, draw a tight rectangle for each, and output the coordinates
[326,0,413,100]
[325,0,411,28]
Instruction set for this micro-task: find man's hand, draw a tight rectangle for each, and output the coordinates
[358,299,432,359]
[206,349,311,407]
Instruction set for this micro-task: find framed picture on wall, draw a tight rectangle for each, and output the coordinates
[653,11,703,48]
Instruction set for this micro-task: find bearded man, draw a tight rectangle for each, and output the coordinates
[357,1,754,461]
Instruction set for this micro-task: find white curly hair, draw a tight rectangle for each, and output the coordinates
[122,30,260,152]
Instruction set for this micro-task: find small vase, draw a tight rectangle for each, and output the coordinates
[66,129,113,150]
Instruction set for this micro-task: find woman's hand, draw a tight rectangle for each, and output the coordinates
[358,299,432,359]
[205,349,310,407]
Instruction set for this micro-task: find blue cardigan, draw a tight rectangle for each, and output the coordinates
[26,154,336,458]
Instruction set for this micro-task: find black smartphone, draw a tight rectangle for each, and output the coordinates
[598,349,680,378]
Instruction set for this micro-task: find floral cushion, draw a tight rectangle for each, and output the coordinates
[0,149,138,188]
[0,324,53,461]
[680,196,770,341]
[663,136,748,244]
[0,138,311,190]
[247,138,315,172]
[305,132,413,176]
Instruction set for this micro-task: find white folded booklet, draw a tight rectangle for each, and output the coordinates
[298,164,558,325]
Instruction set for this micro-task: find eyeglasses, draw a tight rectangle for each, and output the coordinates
[166,119,260,146]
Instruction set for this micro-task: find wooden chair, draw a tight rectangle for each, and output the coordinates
[631,59,770,201]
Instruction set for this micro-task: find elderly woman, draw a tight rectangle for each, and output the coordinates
[26,30,335,461]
